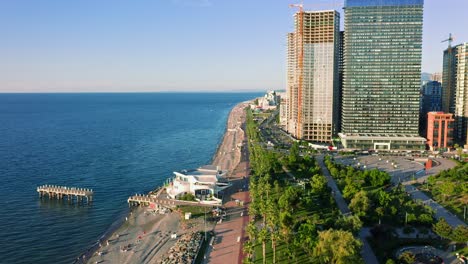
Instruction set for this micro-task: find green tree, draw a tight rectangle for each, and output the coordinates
[343,183,359,200]
[179,193,196,201]
[433,218,453,239]
[258,227,269,264]
[280,211,294,240]
[243,240,254,264]
[330,167,339,178]
[349,190,370,216]
[451,225,468,243]
[246,222,257,241]
[375,207,385,223]
[297,220,317,256]
[335,215,363,235]
[406,213,417,224]
[377,190,392,208]
[313,229,363,264]
[310,174,328,194]
[266,197,280,263]
[385,259,396,264]
[288,142,300,166]
[439,181,456,201]
[418,213,433,225]
[278,186,302,213]
[367,169,390,187]
[398,251,416,264]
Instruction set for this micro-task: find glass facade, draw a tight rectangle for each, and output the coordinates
[442,43,468,146]
[345,0,423,7]
[341,1,424,136]
[420,81,442,136]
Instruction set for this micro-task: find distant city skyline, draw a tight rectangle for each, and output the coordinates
[1,0,467,92]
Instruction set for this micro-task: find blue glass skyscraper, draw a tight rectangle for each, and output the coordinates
[340,0,426,150]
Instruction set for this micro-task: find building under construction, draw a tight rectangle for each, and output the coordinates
[284,10,340,143]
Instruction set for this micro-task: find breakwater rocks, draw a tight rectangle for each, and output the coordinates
[158,232,204,264]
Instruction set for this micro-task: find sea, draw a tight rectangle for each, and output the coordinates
[0,92,259,264]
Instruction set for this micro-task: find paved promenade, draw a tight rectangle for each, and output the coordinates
[204,192,250,264]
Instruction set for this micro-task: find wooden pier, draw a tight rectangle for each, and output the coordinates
[37,185,93,204]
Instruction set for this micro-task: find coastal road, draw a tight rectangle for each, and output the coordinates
[317,155,379,264]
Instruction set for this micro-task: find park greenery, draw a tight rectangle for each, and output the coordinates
[423,162,468,222]
[432,218,468,243]
[324,156,435,227]
[245,108,467,262]
[178,193,196,201]
[244,109,363,264]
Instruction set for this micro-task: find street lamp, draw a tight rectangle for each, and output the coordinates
[464,205,466,222]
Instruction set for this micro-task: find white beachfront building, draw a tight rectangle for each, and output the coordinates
[166,165,230,204]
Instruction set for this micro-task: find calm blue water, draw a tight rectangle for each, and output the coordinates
[0,92,258,264]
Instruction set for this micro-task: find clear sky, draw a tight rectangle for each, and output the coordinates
[1,0,467,92]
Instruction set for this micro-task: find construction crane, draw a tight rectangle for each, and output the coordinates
[289,1,304,139]
[441,33,454,48]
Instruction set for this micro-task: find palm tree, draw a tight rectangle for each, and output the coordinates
[258,227,269,264]
[266,196,279,263]
[243,240,254,264]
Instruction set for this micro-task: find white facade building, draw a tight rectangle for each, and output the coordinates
[166,165,230,204]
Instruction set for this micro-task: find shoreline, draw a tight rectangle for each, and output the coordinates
[211,100,252,174]
[73,208,129,264]
[81,99,253,264]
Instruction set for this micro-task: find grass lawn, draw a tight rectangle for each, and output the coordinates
[253,240,311,264]
[178,205,210,218]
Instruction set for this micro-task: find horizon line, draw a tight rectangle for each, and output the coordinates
[0,90,282,94]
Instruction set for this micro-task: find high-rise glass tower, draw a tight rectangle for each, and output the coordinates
[442,43,468,147]
[340,0,426,150]
[285,10,340,143]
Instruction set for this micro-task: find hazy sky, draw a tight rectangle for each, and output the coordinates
[1,0,467,92]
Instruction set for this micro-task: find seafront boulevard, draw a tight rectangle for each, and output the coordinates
[83,99,254,264]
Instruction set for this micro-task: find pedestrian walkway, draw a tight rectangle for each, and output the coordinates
[317,155,351,215]
[404,185,466,228]
[317,155,379,264]
[204,191,250,264]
